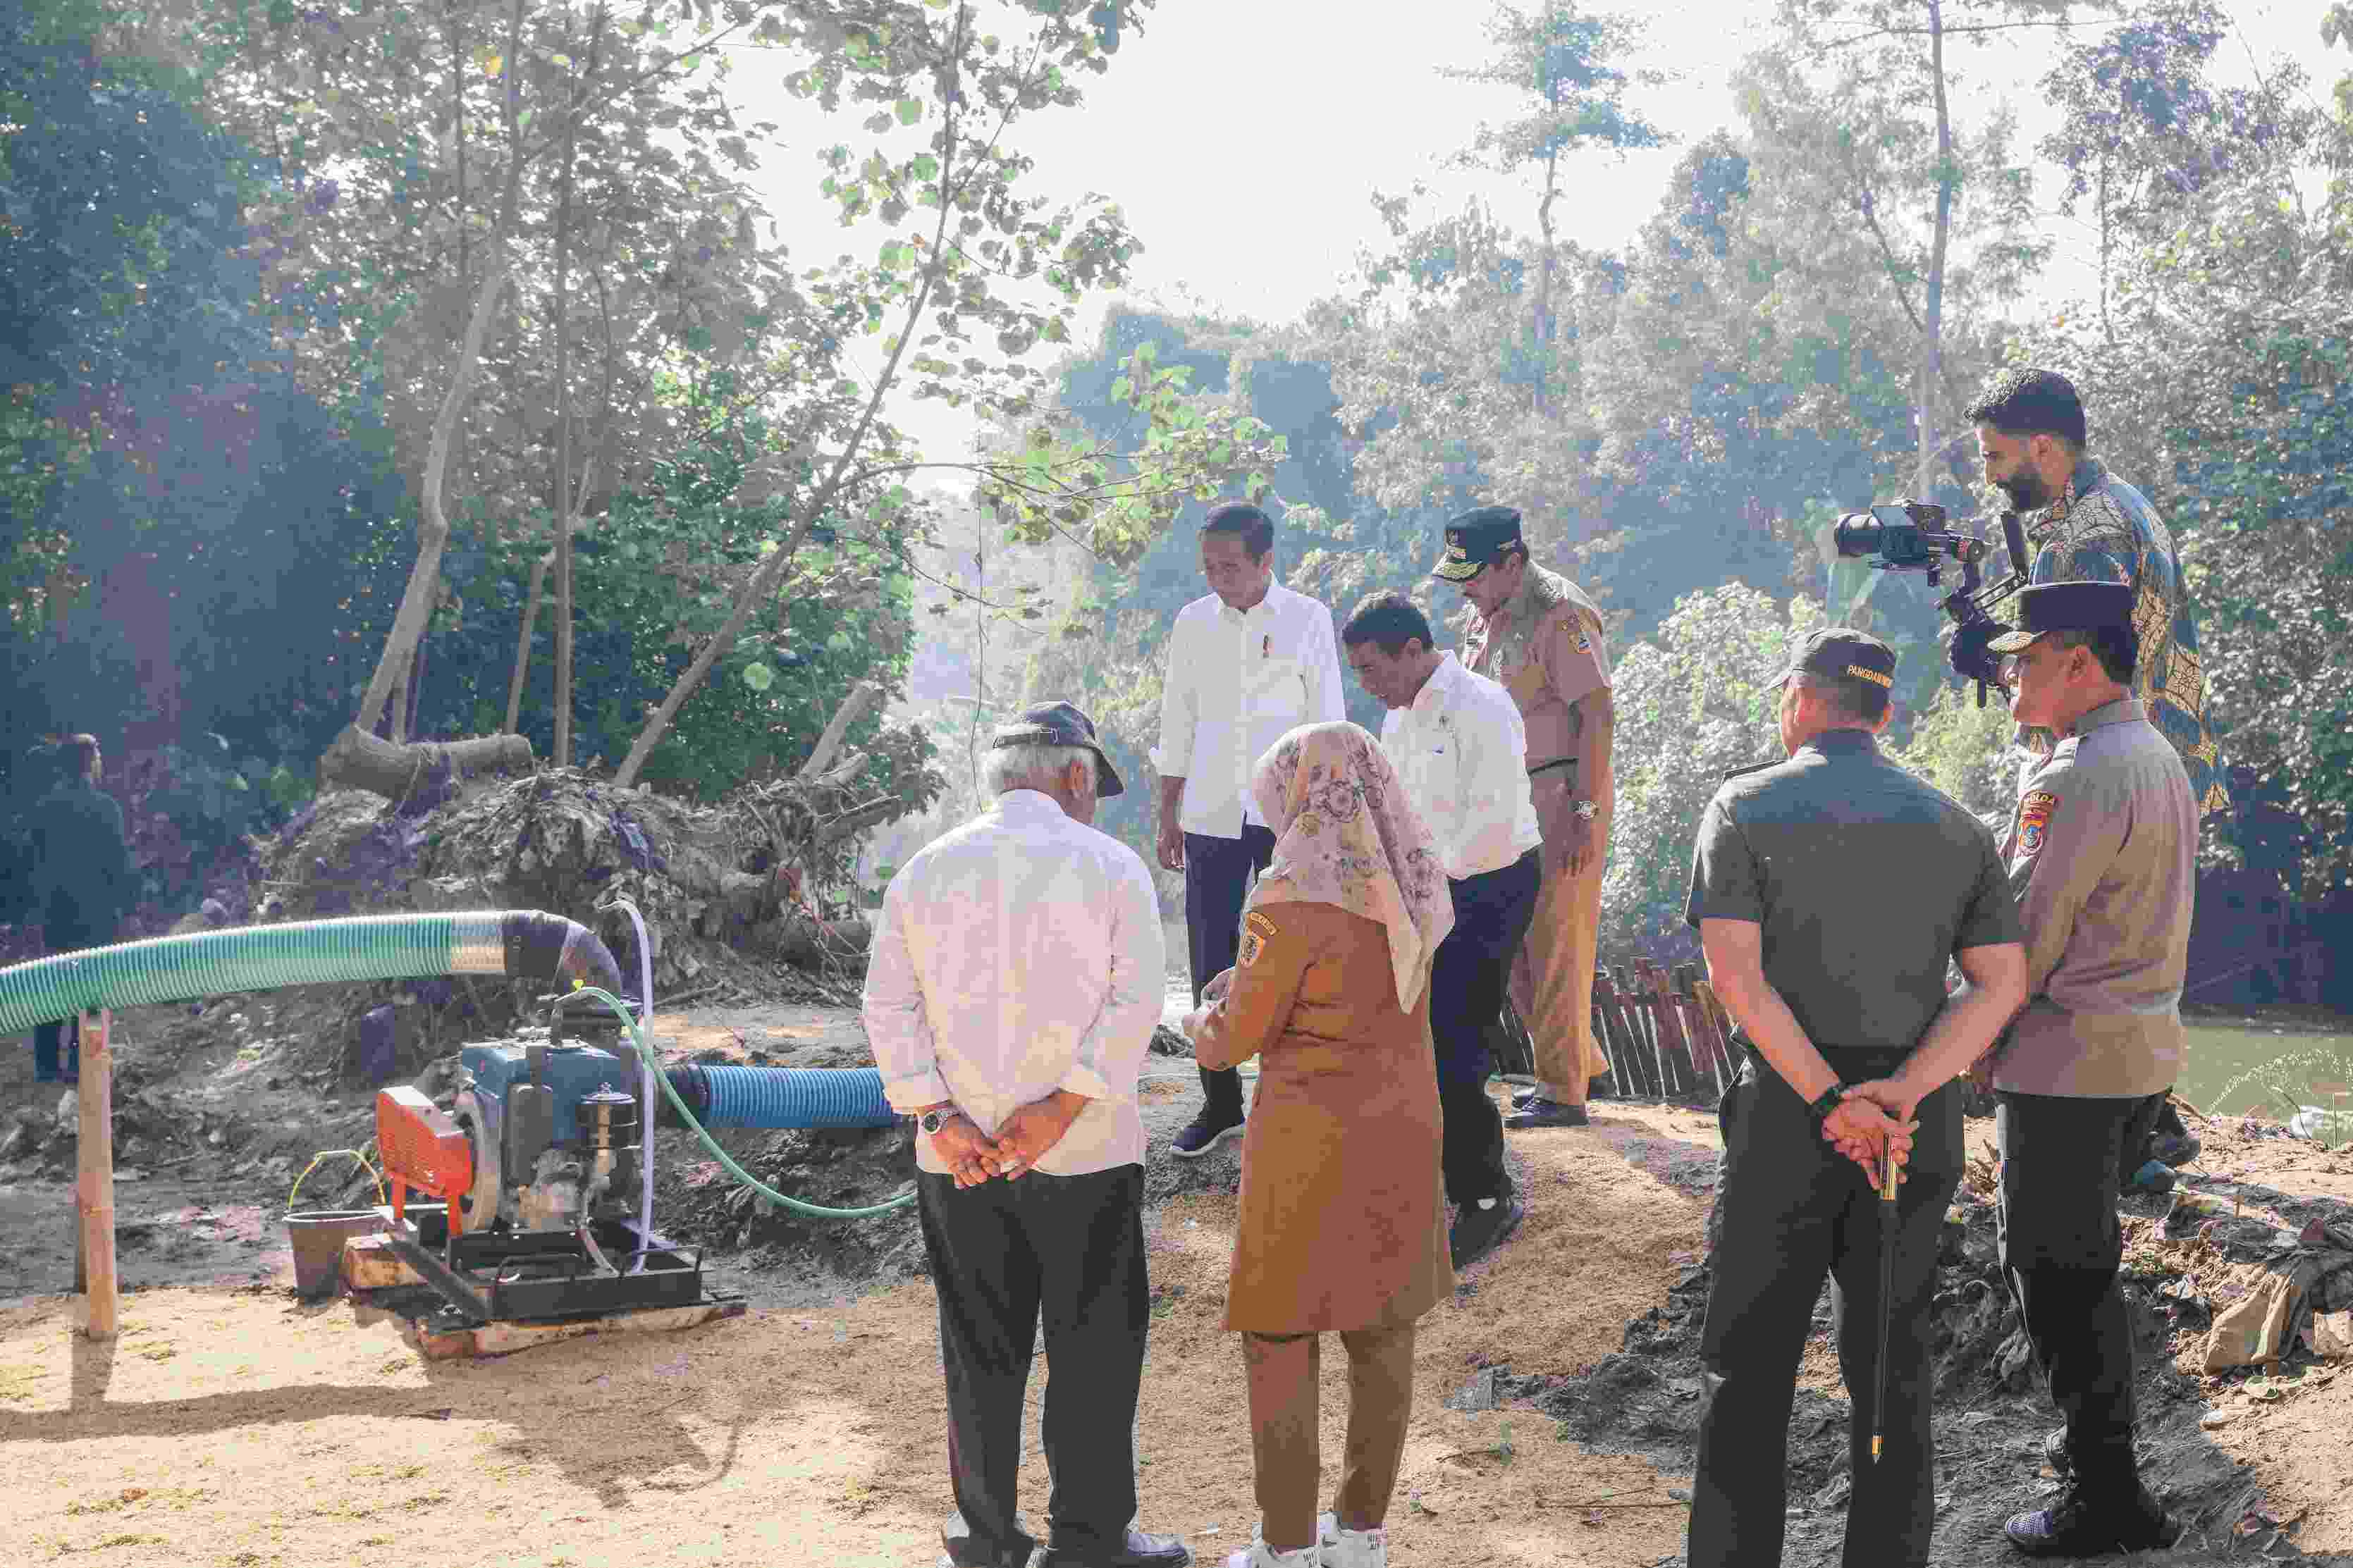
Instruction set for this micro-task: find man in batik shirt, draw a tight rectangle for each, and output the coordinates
[1951,367,2227,818]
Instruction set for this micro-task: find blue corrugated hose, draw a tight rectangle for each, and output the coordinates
[570,987,917,1220]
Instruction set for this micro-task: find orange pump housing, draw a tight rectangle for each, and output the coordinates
[376,1085,475,1233]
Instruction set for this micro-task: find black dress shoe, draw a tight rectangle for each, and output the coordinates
[940,1512,1036,1567]
[1171,1111,1243,1159]
[1036,1526,1191,1567]
[1504,1097,1588,1129]
[2003,1480,2180,1557]
[1449,1192,1526,1270]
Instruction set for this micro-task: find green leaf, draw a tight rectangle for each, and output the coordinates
[741,662,775,692]
[897,99,923,126]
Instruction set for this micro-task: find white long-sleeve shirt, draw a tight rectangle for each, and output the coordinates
[1380,653,1542,881]
[861,789,1165,1176]
[1151,581,1346,838]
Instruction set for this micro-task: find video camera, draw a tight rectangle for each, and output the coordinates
[1831,500,2031,707]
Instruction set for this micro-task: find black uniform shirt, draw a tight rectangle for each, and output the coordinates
[30,779,132,944]
[1684,729,2020,1051]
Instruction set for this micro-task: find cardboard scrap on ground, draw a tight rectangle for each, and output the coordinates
[2204,1271,2296,1371]
[2309,1309,2353,1362]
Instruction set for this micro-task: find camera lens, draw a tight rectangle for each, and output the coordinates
[1832,514,1884,559]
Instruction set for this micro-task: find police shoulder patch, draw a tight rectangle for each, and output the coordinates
[2017,789,2060,856]
[1239,910,1278,968]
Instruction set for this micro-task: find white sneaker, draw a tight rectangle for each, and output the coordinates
[1224,1538,1320,1568]
[1317,1512,1389,1568]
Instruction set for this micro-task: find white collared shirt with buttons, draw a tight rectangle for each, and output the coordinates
[862,789,1165,1176]
[1151,580,1347,839]
[1380,652,1544,882]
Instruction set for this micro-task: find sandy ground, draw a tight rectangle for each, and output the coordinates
[1,1103,1707,1568]
[7,989,2353,1564]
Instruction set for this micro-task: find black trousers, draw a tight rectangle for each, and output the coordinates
[32,919,101,1081]
[1688,1047,1963,1568]
[918,1164,1150,1565]
[1184,825,1275,1121]
[1430,850,1540,1206]
[1996,1090,2162,1498]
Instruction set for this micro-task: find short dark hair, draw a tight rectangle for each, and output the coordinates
[2051,624,2138,685]
[1789,672,1889,727]
[1341,591,1433,657]
[1965,367,2089,449]
[1200,502,1274,560]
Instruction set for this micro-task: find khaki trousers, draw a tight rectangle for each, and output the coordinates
[1241,1323,1418,1552]
[1513,786,1611,1106]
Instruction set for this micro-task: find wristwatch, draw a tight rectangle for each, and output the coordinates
[1805,1082,1851,1128]
[919,1108,959,1135]
[1572,798,1598,821]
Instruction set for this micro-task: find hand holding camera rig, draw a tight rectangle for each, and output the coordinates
[1831,500,2031,707]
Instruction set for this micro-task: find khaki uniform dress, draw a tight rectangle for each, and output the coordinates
[1463,563,1614,1103]
[1193,901,1452,1548]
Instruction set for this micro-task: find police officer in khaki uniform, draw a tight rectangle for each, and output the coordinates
[1436,507,1615,1128]
[1972,581,2192,1557]
[1684,629,2027,1568]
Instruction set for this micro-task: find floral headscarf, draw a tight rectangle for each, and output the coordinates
[1246,721,1454,1010]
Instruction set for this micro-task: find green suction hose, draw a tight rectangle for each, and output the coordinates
[570,986,917,1221]
[0,910,624,1035]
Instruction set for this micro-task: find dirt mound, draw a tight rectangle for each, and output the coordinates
[1513,1133,2321,1564]
[154,769,892,1087]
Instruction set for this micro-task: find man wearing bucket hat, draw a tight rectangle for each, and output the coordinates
[1685,628,2026,1568]
[864,700,1190,1568]
[1435,507,1617,1130]
[1963,581,2193,1558]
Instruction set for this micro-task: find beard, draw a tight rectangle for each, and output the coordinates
[1995,469,2054,511]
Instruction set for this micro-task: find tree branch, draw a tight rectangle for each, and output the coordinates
[610,4,985,791]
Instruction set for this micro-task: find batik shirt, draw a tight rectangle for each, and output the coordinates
[2020,455,2226,817]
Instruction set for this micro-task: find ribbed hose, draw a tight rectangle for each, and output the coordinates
[0,910,624,1035]
[692,1065,898,1130]
[571,987,915,1220]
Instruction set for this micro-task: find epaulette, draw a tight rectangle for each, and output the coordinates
[1721,760,1776,780]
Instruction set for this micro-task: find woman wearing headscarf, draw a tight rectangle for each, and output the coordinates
[1181,721,1457,1568]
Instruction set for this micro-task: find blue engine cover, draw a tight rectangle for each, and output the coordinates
[460,1040,635,1145]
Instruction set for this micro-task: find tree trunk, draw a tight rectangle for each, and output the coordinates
[504,548,553,734]
[1917,0,1953,502]
[387,648,411,743]
[611,54,968,790]
[318,726,534,800]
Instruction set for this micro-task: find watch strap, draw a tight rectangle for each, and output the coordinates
[1805,1082,1850,1127]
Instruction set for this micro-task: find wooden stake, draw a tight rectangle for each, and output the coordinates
[75,1010,117,1340]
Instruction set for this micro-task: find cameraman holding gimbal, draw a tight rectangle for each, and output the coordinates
[1953,369,2225,817]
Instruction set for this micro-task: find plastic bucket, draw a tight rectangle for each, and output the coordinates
[284,1209,389,1297]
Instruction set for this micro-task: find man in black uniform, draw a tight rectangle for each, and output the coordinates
[25,735,133,1082]
[1683,631,2027,1568]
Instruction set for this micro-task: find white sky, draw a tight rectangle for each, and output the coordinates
[716,0,2349,460]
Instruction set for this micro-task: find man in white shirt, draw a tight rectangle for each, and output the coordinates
[865,701,1191,1568]
[1342,592,1544,1269]
[1151,502,1346,1158]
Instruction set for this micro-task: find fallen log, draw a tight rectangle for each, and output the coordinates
[317,724,534,802]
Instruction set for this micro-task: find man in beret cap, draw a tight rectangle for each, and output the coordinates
[1684,629,2026,1568]
[865,701,1192,1568]
[1435,507,1618,1128]
[1954,581,2192,1557]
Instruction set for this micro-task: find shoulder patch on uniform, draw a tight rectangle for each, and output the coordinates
[2017,789,2060,856]
[1570,620,1592,654]
[1239,910,1277,967]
